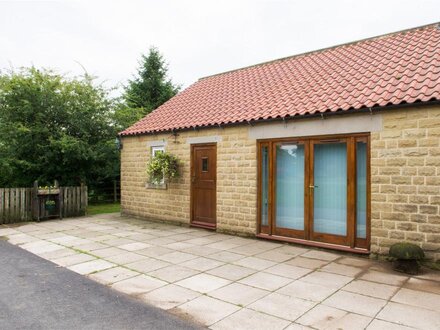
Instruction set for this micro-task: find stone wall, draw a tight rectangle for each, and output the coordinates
[120,126,257,235]
[121,104,440,260]
[371,105,440,260]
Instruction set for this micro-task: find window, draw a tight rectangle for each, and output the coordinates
[202,157,208,172]
[151,146,165,157]
[151,146,165,184]
[258,133,370,251]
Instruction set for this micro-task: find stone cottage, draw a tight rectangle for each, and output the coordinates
[119,24,440,260]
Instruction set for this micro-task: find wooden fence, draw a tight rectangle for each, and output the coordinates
[61,186,88,218]
[0,186,87,225]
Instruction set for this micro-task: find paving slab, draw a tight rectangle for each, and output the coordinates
[336,256,374,268]
[182,245,222,257]
[89,266,139,285]
[286,256,329,269]
[404,277,440,295]
[92,247,127,258]
[175,295,240,326]
[360,270,408,286]
[277,280,337,302]
[125,258,171,273]
[367,319,416,330]
[284,323,314,330]
[210,308,290,330]
[175,274,231,293]
[207,264,256,281]
[377,302,440,329]
[111,274,167,295]
[297,304,371,330]
[157,251,198,263]
[391,288,440,312]
[208,282,269,306]
[38,247,77,260]
[249,292,315,321]
[238,272,292,291]
[20,240,63,254]
[67,259,116,275]
[148,265,200,283]
[51,252,96,267]
[320,262,364,277]
[301,250,340,261]
[300,271,353,289]
[104,251,148,265]
[208,250,245,262]
[342,279,399,300]
[180,257,225,271]
[136,246,174,257]
[254,249,295,262]
[118,242,151,251]
[140,284,201,310]
[323,291,388,317]
[74,242,108,252]
[233,256,277,270]
[264,263,311,279]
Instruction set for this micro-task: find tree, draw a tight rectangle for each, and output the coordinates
[0,67,119,187]
[121,47,179,121]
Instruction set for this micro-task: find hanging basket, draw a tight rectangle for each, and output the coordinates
[44,200,56,212]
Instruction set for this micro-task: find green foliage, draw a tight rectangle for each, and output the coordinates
[87,202,120,215]
[0,67,119,187]
[389,242,425,260]
[117,47,179,129]
[112,102,145,132]
[146,152,180,184]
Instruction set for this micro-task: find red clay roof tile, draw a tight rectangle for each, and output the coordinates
[121,24,440,136]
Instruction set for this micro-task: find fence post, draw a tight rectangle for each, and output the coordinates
[0,188,4,224]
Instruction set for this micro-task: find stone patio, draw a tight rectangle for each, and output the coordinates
[1,213,439,329]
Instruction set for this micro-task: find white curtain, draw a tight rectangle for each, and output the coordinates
[356,142,367,238]
[261,146,269,226]
[276,144,305,230]
[313,143,347,236]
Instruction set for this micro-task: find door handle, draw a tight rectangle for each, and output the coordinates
[191,177,196,183]
[309,185,318,189]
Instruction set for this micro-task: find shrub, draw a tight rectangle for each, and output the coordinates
[389,242,425,275]
[146,152,180,184]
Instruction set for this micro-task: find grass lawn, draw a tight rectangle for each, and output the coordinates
[87,203,120,215]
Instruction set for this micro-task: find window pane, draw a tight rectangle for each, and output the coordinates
[276,144,305,230]
[356,141,367,238]
[261,146,269,226]
[313,143,347,236]
[202,157,208,172]
[152,146,164,157]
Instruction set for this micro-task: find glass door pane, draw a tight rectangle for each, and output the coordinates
[261,145,269,226]
[356,141,367,238]
[275,143,305,230]
[313,143,347,236]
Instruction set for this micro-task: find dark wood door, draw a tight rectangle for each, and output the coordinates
[191,144,216,229]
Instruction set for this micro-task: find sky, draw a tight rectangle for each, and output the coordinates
[1,0,439,95]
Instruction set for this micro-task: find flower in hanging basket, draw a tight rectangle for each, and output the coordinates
[147,152,180,184]
[45,199,56,211]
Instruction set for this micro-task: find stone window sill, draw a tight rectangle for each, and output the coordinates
[146,182,167,190]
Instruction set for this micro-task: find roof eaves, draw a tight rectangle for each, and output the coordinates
[119,99,440,137]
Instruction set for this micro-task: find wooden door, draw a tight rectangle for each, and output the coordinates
[272,141,308,240]
[309,138,351,246]
[191,144,217,229]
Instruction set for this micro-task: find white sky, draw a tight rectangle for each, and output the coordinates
[1,0,439,95]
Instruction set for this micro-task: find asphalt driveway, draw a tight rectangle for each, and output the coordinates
[0,239,199,330]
